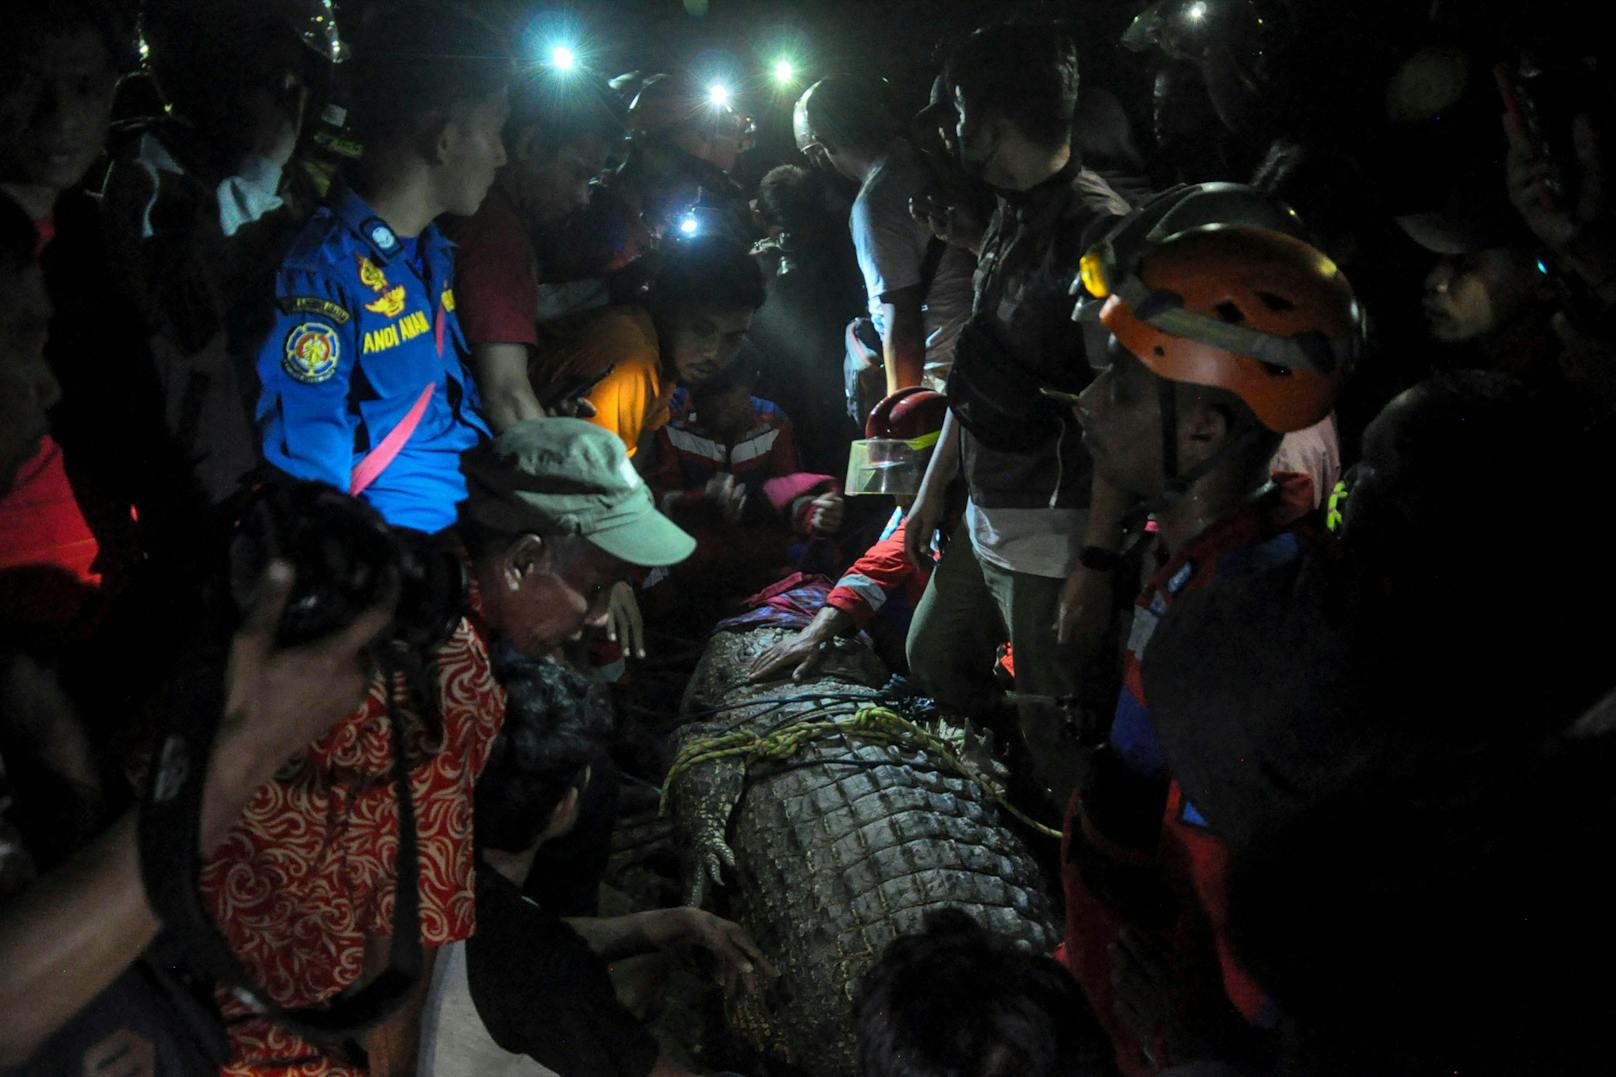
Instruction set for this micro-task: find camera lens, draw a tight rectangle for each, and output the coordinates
[230,481,400,648]
[229,480,469,655]
[390,529,469,656]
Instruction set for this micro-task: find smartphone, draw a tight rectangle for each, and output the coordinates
[540,364,615,411]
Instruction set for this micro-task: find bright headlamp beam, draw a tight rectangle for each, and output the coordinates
[707,82,732,108]
[550,44,578,71]
[773,59,795,85]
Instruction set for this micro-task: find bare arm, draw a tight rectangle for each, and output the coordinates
[1055,472,1135,649]
[563,911,658,963]
[0,815,156,1066]
[1082,473,1133,557]
[472,342,546,432]
[0,564,388,1065]
[877,284,928,395]
[0,727,351,1065]
[903,408,961,572]
[911,196,987,257]
[565,908,776,988]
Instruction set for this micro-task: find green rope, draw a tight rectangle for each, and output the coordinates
[660,704,1062,839]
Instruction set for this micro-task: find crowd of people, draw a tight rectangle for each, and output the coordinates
[2,0,1614,1074]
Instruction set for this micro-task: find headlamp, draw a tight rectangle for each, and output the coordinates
[1079,250,1112,299]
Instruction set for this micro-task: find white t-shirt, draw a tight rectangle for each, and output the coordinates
[849,143,974,390]
[1270,412,1341,509]
[965,501,1090,579]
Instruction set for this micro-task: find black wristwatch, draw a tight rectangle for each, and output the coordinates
[1078,545,1121,572]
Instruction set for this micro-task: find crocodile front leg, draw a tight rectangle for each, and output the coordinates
[666,724,749,907]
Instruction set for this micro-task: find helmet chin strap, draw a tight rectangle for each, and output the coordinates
[1159,376,1180,490]
[1121,377,1264,531]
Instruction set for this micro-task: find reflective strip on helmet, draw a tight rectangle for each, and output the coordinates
[1114,277,1358,374]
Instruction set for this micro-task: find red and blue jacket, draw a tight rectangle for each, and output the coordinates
[645,389,838,535]
[1059,473,1316,1074]
[823,508,934,633]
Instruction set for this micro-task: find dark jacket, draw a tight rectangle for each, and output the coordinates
[958,164,1129,514]
[466,867,659,1077]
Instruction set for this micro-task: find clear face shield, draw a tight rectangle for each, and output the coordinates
[844,432,940,497]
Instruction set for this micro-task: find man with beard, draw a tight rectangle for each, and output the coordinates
[903,24,1129,801]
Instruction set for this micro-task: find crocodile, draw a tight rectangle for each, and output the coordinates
[665,622,1061,1076]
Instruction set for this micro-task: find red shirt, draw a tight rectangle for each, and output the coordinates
[202,612,506,1074]
[645,390,808,527]
[445,186,540,349]
[0,435,101,632]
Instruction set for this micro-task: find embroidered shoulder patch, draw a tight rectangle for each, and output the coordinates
[277,296,351,324]
[282,322,341,384]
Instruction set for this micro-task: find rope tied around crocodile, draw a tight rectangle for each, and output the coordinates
[660,704,1063,839]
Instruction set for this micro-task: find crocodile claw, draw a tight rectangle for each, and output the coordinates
[687,833,739,907]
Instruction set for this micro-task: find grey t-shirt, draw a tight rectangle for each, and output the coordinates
[849,142,974,390]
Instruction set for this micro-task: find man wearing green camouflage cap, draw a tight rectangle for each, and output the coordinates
[460,418,695,658]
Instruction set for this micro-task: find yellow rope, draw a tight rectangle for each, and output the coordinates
[660,704,1062,839]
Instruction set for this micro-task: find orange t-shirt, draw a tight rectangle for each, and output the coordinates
[530,304,672,457]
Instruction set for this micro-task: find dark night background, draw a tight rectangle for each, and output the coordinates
[473,0,1151,185]
[438,0,1602,209]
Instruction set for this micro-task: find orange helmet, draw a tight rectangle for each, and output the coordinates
[1099,224,1361,433]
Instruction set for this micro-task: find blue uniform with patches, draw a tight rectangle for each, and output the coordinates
[255,187,489,533]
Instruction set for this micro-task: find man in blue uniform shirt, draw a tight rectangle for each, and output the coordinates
[255,5,511,533]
